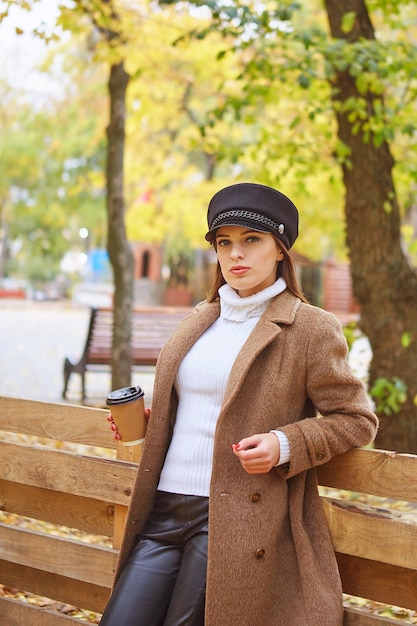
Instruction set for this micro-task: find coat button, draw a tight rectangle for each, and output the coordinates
[316,453,325,461]
[250,492,261,503]
[255,548,265,559]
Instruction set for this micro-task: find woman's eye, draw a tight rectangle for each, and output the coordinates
[217,239,230,246]
[246,235,260,243]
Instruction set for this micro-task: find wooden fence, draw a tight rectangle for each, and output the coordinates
[1,396,417,625]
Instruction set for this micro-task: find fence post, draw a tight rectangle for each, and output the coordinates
[112,443,143,549]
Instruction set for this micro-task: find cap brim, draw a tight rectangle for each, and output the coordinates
[205,219,271,242]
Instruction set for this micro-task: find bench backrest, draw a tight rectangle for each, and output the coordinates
[85,306,194,365]
[1,396,416,625]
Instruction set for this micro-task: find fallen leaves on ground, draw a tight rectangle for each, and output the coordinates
[0,584,101,623]
[344,595,417,623]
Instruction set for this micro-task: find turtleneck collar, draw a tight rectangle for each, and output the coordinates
[219,277,287,322]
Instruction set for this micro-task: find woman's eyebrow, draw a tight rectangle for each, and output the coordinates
[215,232,231,239]
[215,229,259,238]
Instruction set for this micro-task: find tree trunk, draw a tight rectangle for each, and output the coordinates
[324,0,417,452]
[106,61,135,391]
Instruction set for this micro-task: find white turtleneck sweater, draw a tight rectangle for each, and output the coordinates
[157,278,290,497]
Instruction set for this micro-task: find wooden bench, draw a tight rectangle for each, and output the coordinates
[1,395,417,625]
[62,305,193,400]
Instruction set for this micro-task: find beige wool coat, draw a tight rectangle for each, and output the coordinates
[114,290,378,626]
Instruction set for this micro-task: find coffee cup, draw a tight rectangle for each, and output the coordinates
[106,385,146,444]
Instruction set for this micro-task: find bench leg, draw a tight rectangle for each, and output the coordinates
[81,371,86,401]
[63,359,71,399]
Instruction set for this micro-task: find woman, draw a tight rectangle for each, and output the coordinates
[100,182,378,626]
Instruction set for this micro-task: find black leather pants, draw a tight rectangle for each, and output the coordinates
[99,491,209,626]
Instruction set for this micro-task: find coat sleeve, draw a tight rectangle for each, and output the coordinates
[276,309,378,479]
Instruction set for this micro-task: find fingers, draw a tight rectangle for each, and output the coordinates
[232,434,260,453]
[107,413,121,440]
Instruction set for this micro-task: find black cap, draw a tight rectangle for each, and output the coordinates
[205,182,299,249]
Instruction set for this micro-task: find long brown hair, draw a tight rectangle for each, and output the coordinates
[206,235,308,303]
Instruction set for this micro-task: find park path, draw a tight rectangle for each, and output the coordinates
[0,300,155,407]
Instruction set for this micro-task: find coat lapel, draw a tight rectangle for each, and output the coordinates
[220,290,302,414]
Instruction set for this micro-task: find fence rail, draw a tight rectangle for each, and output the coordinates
[1,396,417,625]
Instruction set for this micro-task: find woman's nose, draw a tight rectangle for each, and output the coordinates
[230,244,244,259]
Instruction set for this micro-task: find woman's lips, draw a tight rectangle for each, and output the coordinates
[230,266,250,275]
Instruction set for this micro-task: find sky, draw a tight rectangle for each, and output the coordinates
[0,0,64,101]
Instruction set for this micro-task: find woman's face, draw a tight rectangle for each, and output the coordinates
[214,225,284,297]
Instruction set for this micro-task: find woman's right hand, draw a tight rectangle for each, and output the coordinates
[107,408,151,441]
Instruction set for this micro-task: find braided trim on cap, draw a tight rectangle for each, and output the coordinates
[211,209,284,233]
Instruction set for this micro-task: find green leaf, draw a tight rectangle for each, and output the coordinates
[356,73,368,95]
[401,332,411,348]
[298,74,310,89]
[341,12,356,34]
[369,377,408,416]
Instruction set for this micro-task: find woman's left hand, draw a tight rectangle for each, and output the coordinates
[232,433,280,474]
